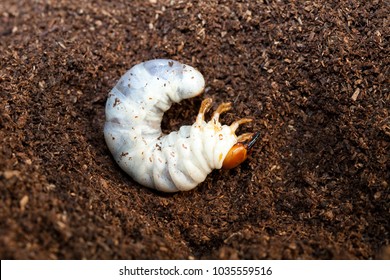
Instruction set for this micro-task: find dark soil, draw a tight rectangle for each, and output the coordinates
[1,0,389,259]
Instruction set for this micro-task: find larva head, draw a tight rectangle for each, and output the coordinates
[222,132,260,169]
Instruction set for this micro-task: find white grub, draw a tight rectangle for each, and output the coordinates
[104,59,251,192]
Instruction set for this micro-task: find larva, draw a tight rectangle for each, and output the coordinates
[104,59,259,192]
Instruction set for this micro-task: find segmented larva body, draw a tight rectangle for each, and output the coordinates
[104,59,258,192]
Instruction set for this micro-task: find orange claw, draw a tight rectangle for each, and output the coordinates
[222,131,260,169]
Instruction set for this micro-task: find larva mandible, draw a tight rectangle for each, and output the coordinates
[104,59,259,192]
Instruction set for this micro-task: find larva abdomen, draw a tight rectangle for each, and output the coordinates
[104,59,206,192]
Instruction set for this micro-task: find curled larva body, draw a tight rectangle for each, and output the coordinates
[104,59,258,192]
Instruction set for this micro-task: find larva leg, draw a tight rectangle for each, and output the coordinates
[211,102,232,122]
[230,118,252,132]
[237,132,254,142]
[196,98,213,123]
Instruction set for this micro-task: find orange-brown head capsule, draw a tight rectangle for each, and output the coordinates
[222,132,260,169]
[222,143,248,169]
